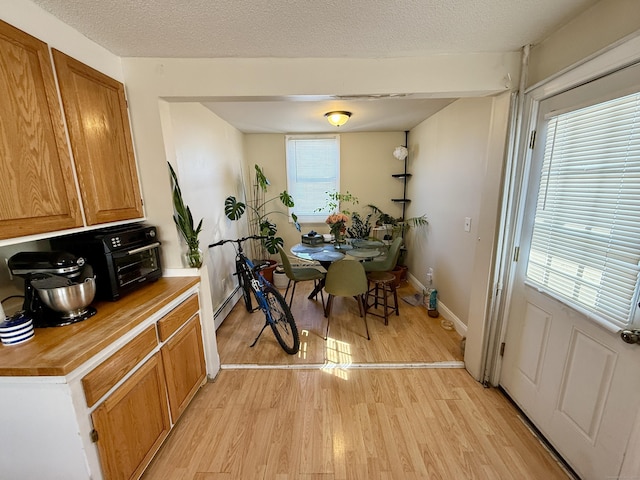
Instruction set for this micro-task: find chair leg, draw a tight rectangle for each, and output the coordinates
[382,284,389,325]
[317,280,326,310]
[284,280,292,307]
[358,294,370,340]
[392,285,399,315]
[324,295,334,340]
[324,294,333,318]
[289,281,298,308]
[353,296,364,317]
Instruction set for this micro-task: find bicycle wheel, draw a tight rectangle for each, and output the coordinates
[263,284,300,354]
[236,260,253,312]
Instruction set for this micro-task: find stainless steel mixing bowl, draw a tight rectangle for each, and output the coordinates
[36,277,96,319]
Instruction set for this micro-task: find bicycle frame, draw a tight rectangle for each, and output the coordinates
[241,254,270,312]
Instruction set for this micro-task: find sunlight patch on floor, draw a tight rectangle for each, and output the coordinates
[321,337,352,380]
[297,329,310,360]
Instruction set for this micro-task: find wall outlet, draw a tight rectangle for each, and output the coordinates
[464,217,472,232]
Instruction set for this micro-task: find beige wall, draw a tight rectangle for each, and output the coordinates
[528,0,640,87]
[243,132,406,254]
[406,97,503,325]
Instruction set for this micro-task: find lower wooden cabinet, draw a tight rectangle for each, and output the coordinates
[162,314,206,422]
[91,353,171,480]
[87,293,205,480]
[81,294,207,480]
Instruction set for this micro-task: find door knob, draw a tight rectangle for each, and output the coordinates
[620,329,640,344]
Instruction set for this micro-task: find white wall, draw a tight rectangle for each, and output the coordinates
[161,102,248,317]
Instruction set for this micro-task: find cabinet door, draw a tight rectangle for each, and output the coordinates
[161,315,206,422]
[0,21,82,239]
[51,49,143,225]
[91,353,170,480]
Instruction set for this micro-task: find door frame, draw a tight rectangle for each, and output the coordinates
[486,32,640,385]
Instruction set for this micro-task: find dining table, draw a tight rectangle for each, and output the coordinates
[290,240,386,299]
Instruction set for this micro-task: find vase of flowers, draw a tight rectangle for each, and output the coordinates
[326,213,349,247]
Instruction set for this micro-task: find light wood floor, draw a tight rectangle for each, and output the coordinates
[141,281,570,480]
[215,281,464,366]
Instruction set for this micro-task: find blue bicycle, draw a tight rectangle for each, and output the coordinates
[209,235,300,354]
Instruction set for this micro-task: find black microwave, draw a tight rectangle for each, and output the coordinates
[51,224,162,301]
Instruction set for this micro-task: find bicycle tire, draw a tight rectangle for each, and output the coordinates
[237,260,253,312]
[263,284,300,354]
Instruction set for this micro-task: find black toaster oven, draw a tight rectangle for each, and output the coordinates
[51,224,162,300]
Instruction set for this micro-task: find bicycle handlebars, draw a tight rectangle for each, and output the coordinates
[208,235,269,248]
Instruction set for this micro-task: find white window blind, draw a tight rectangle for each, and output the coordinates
[526,91,640,329]
[286,135,340,223]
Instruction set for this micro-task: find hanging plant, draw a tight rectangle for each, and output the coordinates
[168,162,203,268]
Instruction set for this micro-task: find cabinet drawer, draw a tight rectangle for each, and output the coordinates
[157,294,199,342]
[82,325,157,407]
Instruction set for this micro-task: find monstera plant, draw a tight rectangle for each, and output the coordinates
[224,164,300,259]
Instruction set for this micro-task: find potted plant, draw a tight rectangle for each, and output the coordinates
[168,162,203,268]
[224,165,300,279]
[368,204,427,240]
[367,205,428,285]
[347,212,373,239]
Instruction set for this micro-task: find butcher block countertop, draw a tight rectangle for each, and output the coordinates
[0,277,199,377]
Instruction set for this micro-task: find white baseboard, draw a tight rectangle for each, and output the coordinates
[407,272,468,338]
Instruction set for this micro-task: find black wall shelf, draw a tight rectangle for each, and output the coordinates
[393,131,410,221]
[392,173,413,179]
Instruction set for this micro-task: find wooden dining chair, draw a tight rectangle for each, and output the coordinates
[323,259,370,340]
[278,246,325,309]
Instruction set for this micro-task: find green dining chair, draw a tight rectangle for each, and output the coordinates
[278,246,325,309]
[363,236,403,272]
[323,259,370,340]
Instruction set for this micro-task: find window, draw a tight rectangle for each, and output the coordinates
[285,134,340,223]
[526,91,640,329]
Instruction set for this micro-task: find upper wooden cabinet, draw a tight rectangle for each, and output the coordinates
[52,49,144,225]
[0,20,83,239]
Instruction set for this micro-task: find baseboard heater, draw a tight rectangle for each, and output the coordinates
[213,286,239,321]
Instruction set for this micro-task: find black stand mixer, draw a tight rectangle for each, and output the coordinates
[8,251,97,327]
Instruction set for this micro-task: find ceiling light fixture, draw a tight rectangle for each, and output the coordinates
[324,111,351,127]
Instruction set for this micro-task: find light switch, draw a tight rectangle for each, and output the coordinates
[464,217,472,232]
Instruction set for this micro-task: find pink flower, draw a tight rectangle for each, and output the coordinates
[325,213,349,225]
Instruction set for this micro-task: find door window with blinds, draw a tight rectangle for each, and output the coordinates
[285,135,340,222]
[526,90,640,329]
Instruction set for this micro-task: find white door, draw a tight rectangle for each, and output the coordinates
[500,63,640,480]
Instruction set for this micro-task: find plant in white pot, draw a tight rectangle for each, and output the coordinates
[224,164,300,266]
[168,162,203,268]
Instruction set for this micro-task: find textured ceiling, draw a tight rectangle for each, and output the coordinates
[28,0,599,132]
[30,0,598,58]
